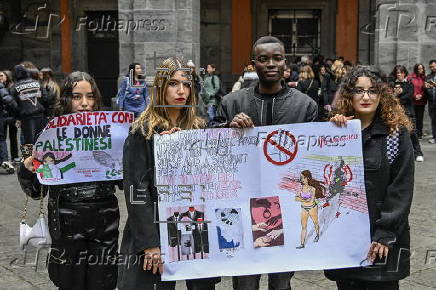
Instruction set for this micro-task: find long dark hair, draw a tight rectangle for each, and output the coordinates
[391,65,408,80]
[1,70,13,88]
[126,62,141,77]
[413,63,425,77]
[54,71,102,116]
[301,170,325,199]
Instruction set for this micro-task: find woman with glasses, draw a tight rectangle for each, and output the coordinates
[326,66,414,290]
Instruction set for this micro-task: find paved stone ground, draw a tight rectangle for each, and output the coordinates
[1,141,435,289]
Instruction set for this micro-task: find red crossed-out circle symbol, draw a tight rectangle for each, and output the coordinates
[263,130,298,165]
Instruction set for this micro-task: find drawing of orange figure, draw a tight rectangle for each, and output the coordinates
[295,170,325,249]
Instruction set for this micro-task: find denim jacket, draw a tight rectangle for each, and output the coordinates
[116,77,147,115]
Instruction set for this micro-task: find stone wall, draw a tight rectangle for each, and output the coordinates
[0,0,58,72]
[118,0,201,83]
[375,0,436,75]
[358,0,377,65]
[199,0,232,90]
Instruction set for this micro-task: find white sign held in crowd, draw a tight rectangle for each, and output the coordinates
[33,111,134,185]
[154,120,371,281]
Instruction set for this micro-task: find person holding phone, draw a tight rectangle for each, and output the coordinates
[407,64,427,140]
[424,59,436,143]
[391,65,424,162]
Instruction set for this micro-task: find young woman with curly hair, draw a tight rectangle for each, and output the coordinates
[118,57,220,290]
[326,66,414,290]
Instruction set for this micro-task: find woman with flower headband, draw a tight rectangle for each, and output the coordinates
[118,57,220,290]
[326,66,414,290]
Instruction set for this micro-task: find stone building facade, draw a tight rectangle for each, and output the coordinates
[0,0,435,103]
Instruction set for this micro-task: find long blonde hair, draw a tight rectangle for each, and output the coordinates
[331,60,346,81]
[131,57,206,138]
[298,65,315,81]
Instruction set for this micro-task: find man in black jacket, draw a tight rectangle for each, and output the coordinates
[214,36,317,290]
[5,64,53,144]
[425,59,436,143]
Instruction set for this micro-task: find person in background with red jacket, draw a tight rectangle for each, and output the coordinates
[408,64,427,139]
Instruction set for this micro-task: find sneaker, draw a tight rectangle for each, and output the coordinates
[415,156,424,162]
[13,157,22,162]
[1,161,15,174]
[429,139,436,144]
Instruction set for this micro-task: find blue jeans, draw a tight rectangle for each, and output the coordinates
[207,105,217,122]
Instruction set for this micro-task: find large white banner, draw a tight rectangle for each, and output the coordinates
[33,111,133,185]
[154,120,371,281]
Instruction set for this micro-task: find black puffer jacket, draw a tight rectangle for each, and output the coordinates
[0,83,15,124]
[325,116,414,281]
[7,65,53,120]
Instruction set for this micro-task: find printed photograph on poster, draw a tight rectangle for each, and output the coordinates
[215,208,244,255]
[166,205,209,262]
[250,196,284,248]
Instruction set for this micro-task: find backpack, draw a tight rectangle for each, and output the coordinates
[211,75,226,102]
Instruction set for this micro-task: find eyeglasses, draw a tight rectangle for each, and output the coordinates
[352,88,379,99]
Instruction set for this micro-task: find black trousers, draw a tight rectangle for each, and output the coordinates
[4,122,18,159]
[48,195,120,290]
[413,105,425,138]
[408,115,423,157]
[336,279,399,290]
[117,251,220,290]
[21,116,47,144]
[232,272,294,290]
[429,104,436,139]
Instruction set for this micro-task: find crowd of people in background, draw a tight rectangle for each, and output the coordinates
[0,62,59,174]
[230,55,436,162]
[0,35,432,289]
[1,56,435,174]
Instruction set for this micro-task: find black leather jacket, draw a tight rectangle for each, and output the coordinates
[325,116,414,281]
[17,163,122,238]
